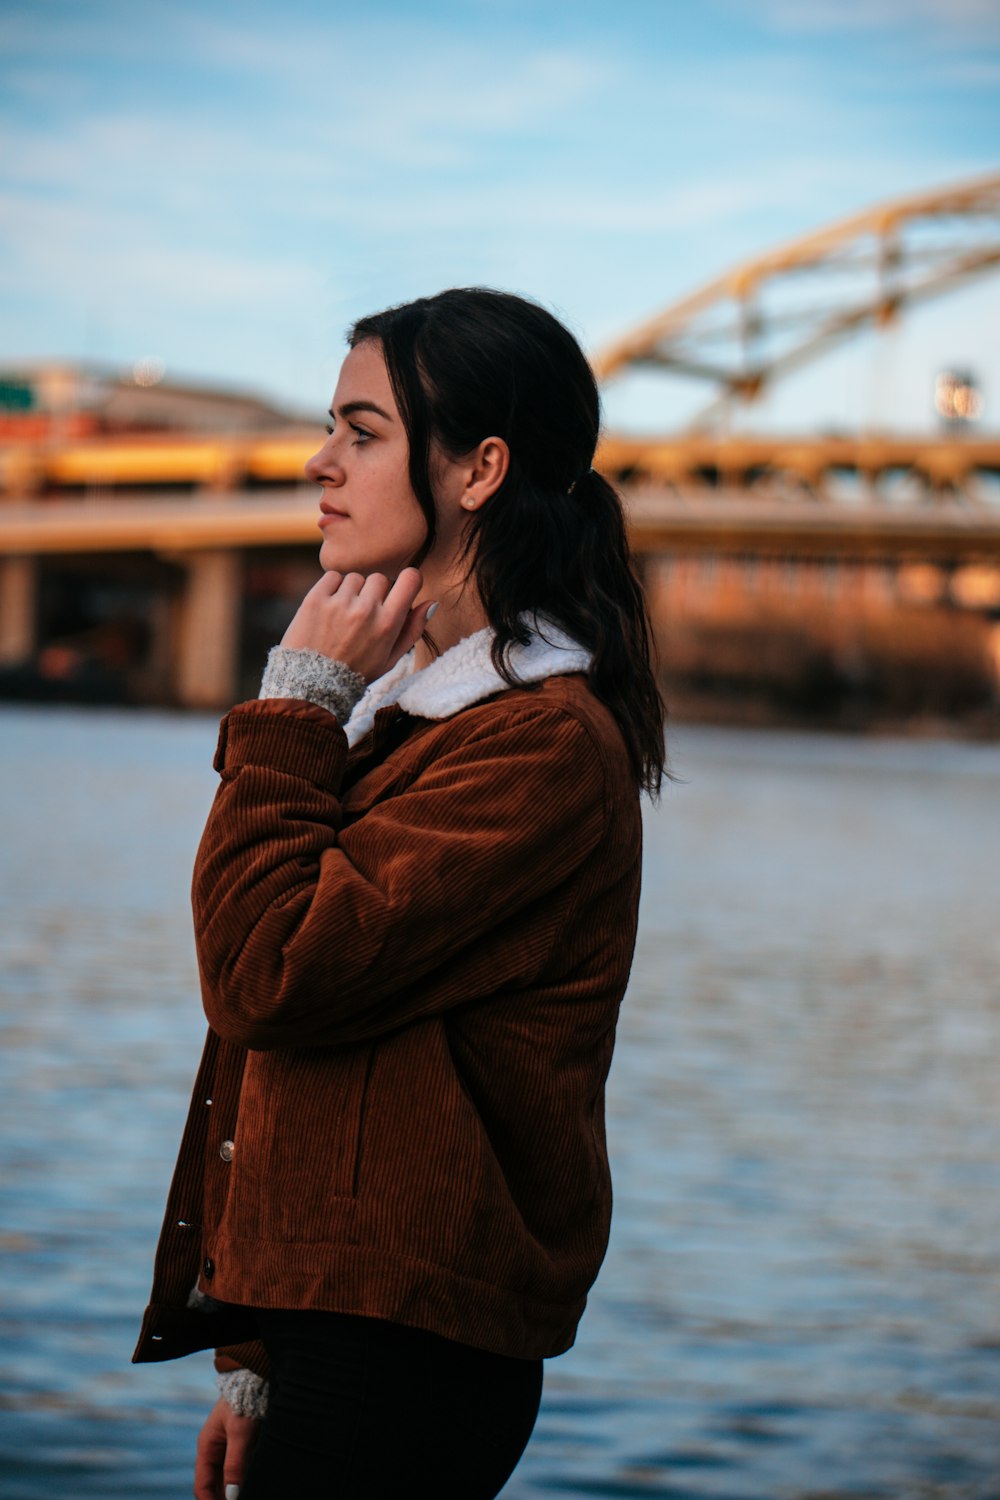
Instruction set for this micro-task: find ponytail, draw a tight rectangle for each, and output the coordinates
[471,465,665,796]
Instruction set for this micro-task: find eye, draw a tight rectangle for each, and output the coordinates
[325,423,334,436]
[350,423,374,445]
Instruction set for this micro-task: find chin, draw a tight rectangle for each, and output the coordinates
[319,542,362,574]
[319,542,415,579]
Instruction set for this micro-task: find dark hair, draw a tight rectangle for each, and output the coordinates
[348,287,666,795]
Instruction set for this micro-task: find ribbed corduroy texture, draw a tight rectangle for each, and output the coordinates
[133,673,642,1372]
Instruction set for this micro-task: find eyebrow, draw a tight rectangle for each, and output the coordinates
[328,400,394,423]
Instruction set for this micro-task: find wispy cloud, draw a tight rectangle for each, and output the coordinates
[936,57,1000,84]
[0,0,996,419]
[748,0,1000,40]
[0,190,322,310]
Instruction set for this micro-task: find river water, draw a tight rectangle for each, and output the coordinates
[1,705,999,1498]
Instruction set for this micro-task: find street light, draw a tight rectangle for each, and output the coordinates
[934,369,984,426]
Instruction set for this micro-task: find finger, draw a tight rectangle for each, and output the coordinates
[381,567,424,628]
[358,572,391,605]
[222,1422,257,1495]
[303,571,340,600]
[337,572,366,599]
[386,599,437,670]
[193,1412,226,1500]
[395,565,424,596]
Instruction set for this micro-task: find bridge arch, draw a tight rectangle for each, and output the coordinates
[592,171,1000,431]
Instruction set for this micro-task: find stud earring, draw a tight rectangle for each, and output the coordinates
[462,497,477,509]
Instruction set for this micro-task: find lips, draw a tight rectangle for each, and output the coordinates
[318,500,349,528]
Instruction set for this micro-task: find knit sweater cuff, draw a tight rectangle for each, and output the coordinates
[216,1367,269,1420]
[259,646,366,722]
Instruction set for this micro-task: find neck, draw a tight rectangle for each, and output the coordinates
[412,564,489,671]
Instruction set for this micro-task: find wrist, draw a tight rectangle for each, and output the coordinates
[259,645,366,721]
[216,1367,269,1420]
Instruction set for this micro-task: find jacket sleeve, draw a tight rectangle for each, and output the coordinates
[215,1340,270,1380]
[193,695,608,1049]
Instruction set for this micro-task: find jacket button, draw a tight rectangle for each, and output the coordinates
[219,1140,234,1162]
[203,1256,215,1281]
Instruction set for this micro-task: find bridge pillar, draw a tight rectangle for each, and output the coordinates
[175,550,241,708]
[0,555,38,663]
[987,623,1000,703]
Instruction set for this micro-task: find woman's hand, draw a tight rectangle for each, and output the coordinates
[194,1398,259,1500]
[281,567,435,684]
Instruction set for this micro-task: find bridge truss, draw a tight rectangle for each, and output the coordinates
[592,171,1000,433]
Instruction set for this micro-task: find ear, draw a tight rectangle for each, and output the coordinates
[459,437,509,513]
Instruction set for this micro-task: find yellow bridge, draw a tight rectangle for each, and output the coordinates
[2,429,999,561]
[2,171,999,709]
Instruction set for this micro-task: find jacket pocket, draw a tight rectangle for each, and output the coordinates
[231,1044,374,1241]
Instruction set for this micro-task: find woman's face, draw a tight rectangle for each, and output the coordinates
[304,341,430,579]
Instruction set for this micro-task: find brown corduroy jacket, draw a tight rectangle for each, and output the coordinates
[133,650,642,1376]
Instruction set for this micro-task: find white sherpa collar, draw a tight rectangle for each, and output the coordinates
[344,617,592,748]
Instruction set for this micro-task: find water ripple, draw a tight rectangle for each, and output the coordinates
[3,709,1000,1498]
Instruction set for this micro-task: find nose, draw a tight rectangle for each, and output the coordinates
[304,433,344,485]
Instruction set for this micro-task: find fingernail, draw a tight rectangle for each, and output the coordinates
[226,1485,240,1500]
[426,602,439,619]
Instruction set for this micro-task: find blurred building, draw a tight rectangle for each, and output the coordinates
[0,360,306,442]
[2,174,1000,724]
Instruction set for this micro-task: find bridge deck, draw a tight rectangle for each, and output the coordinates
[2,489,1000,560]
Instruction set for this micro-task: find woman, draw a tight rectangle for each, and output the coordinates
[134,287,665,1499]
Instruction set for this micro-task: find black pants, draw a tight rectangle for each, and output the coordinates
[239,1309,544,1499]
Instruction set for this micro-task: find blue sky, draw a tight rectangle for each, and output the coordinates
[2,0,998,431]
